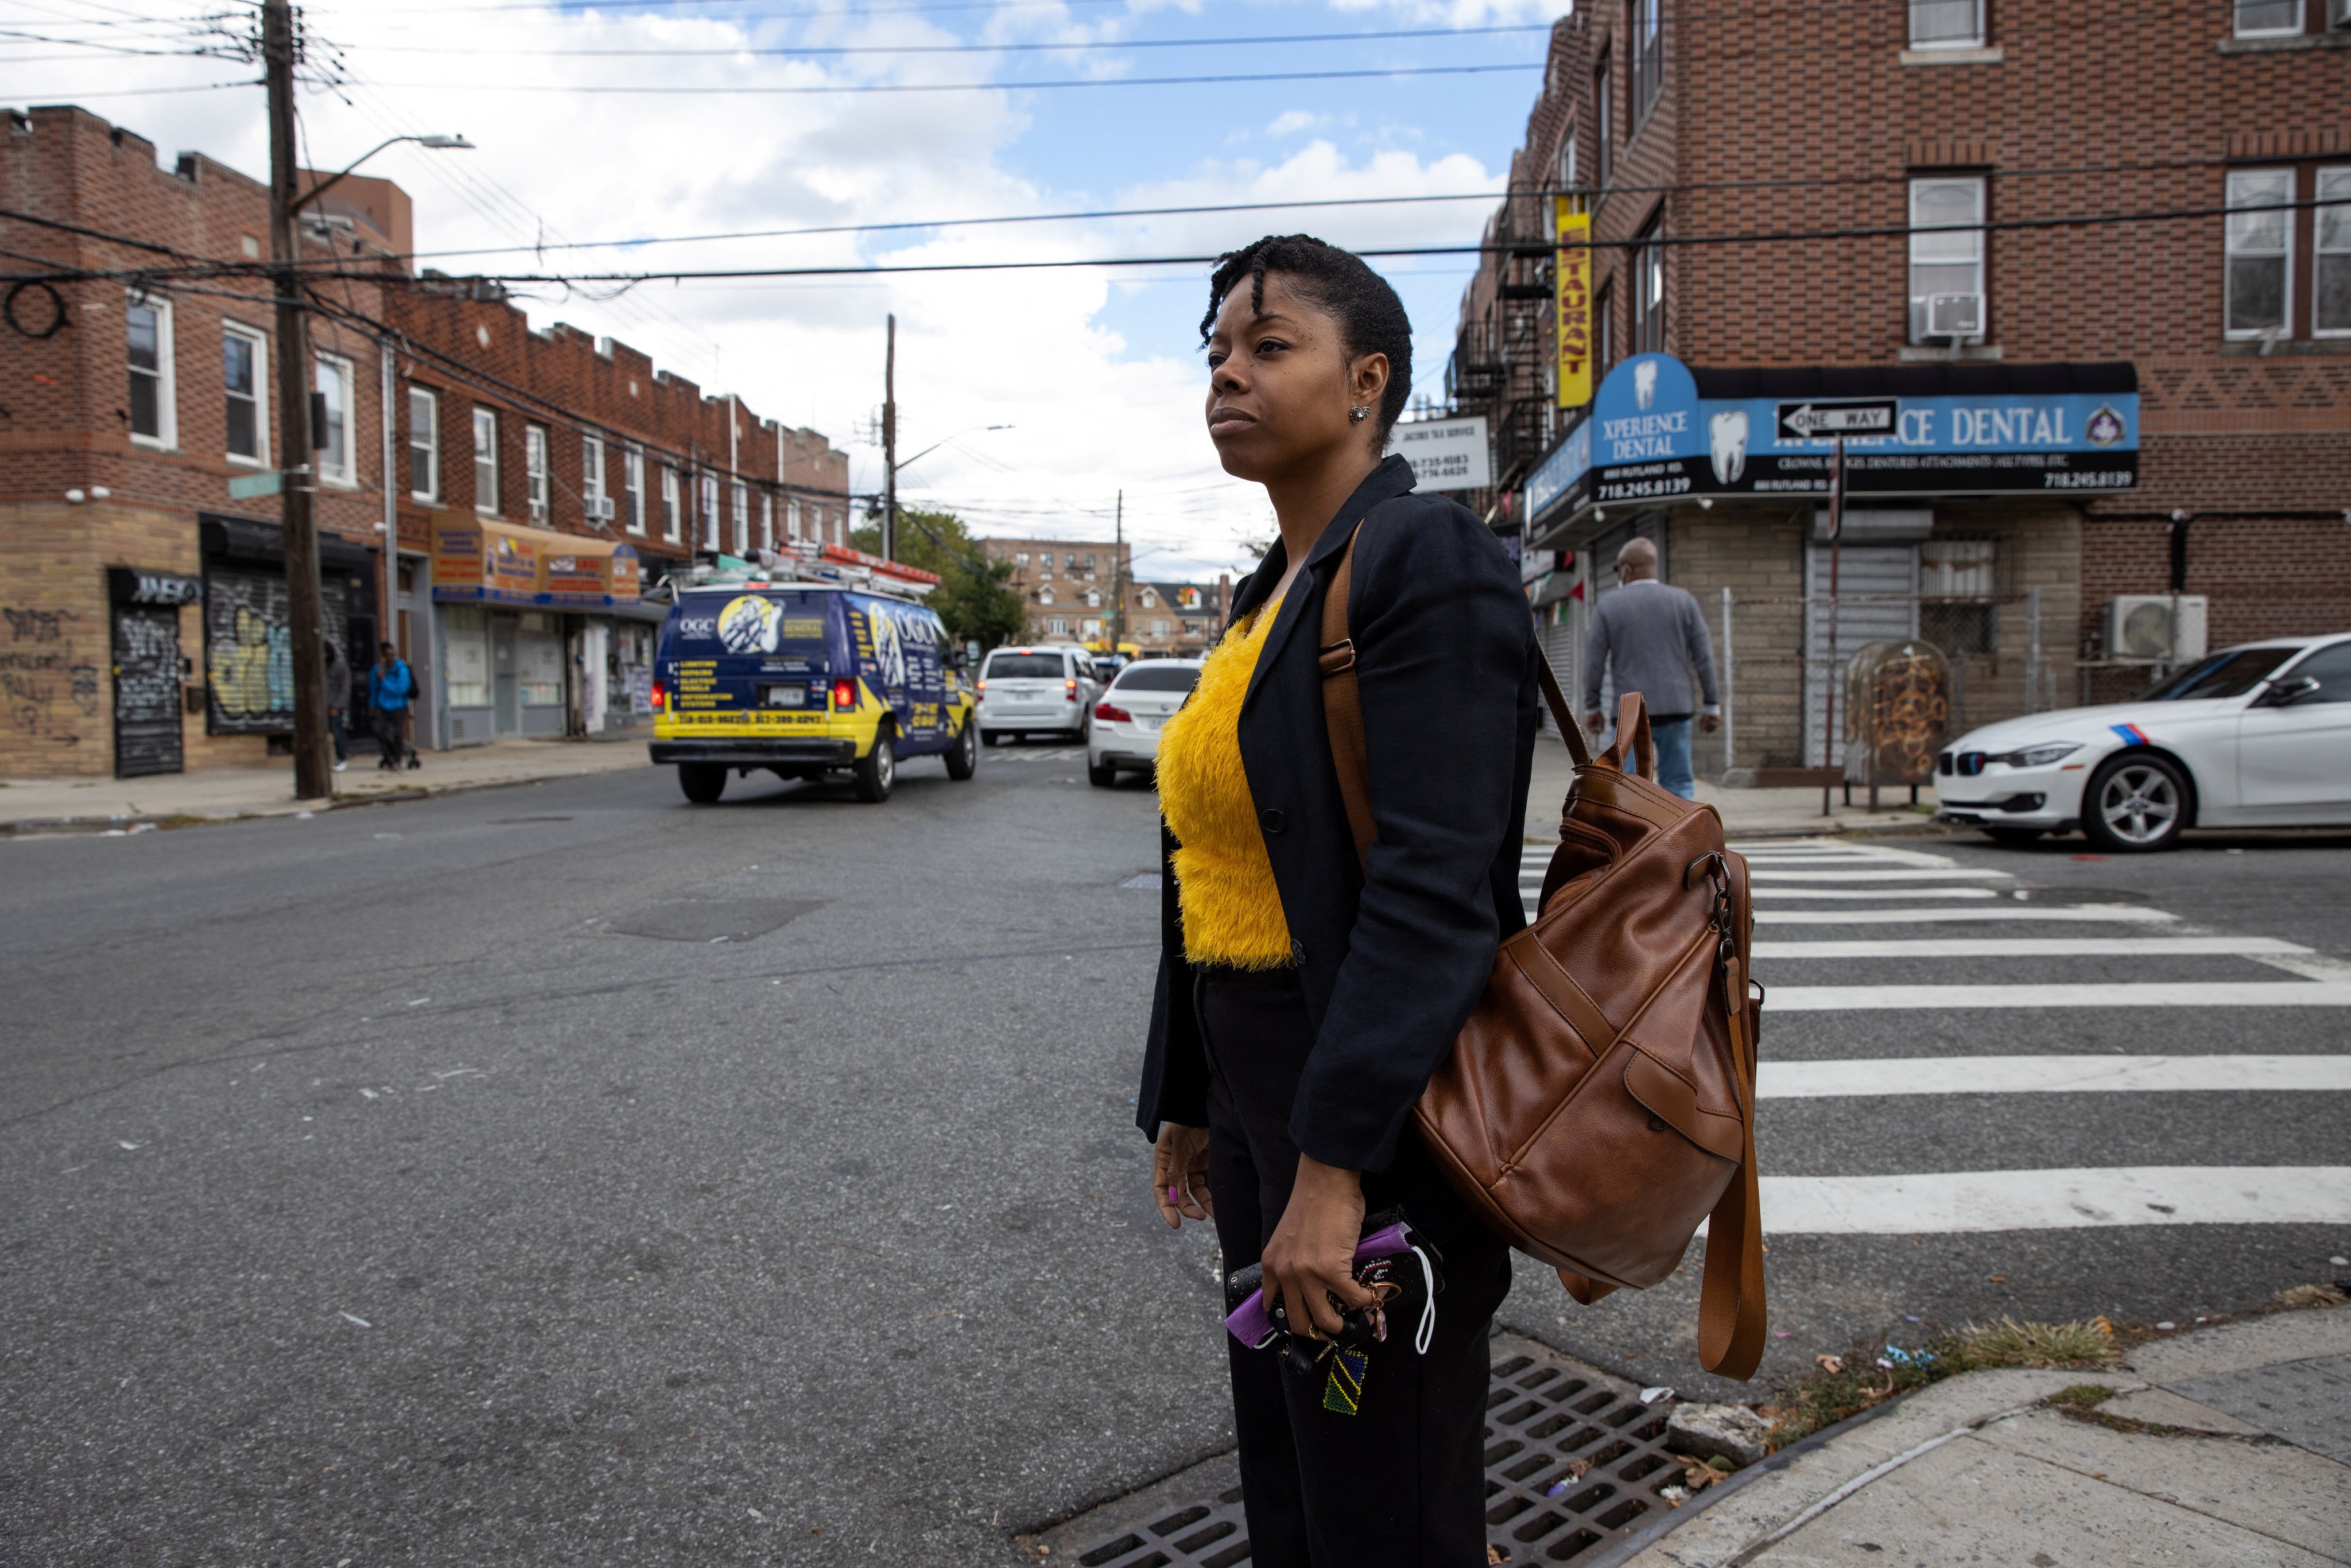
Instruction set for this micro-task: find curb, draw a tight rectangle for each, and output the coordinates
[0,767,620,839]
[1574,1391,1914,1568]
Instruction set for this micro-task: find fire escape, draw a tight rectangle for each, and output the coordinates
[1445,191,1558,524]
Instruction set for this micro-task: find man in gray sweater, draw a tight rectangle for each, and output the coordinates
[1582,537,1720,798]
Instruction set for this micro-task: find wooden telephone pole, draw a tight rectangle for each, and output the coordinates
[263,0,332,798]
[881,314,897,561]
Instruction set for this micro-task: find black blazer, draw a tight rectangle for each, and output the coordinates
[1136,455,1539,1173]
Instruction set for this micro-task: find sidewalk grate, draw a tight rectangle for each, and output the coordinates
[1064,1339,1686,1567]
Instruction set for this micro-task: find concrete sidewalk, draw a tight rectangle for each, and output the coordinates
[1527,728,1941,840]
[0,733,655,833]
[1618,1304,2351,1567]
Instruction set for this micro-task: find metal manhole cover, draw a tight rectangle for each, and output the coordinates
[604,898,827,942]
[1060,1336,1687,1566]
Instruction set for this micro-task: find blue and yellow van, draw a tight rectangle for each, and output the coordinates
[649,582,976,804]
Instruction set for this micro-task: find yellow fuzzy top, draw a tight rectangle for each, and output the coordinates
[1158,599,1294,969]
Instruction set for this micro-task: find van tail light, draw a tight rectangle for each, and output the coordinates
[1095,701,1131,723]
[831,678,858,711]
[650,677,667,712]
[1064,677,1078,699]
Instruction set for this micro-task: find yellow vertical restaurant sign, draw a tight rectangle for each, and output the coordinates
[1555,199,1593,409]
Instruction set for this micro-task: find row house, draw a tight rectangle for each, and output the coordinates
[976,536,1231,656]
[1450,1,2350,778]
[1,104,852,778]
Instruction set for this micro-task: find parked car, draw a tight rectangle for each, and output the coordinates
[1088,658,1202,786]
[1935,633,2351,851]
[977,645,1102,744]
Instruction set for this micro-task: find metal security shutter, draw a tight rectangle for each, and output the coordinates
[1803,544,1918,766]
[1538,603,1579,733]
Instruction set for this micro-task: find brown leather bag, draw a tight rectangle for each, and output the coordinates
[1318,523,1767,1380]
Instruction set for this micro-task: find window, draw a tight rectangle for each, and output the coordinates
[583,432,607,521]
[2225,169,2293,337]
[1593,55,1612,185]
[314,354,354,486]
[732,481,750,555]
[1039,586,1056,605]
[1084,553,1096,569]
[700,474,719,549]
[1557,133,1577,193]
[126,291,175,449]
[759,491,773,550]
[662,465,681,542]
[526,425,550,522]
[2233,0,2303,36]
[624,447,646,534]
[1048,618,1069,636]
[1085,589,1101,608]
[223,323,267,464]
[1909,176,1987,343]
[2315,166,2351,336]
[1065,553,1078,569]
[1631,0,1662,119]
[2276,641,2351,700]
[408,387,440,500]
[1016,550,1030,565]
[1632,215,1666,354]
[1910,0,1984,48]
[1595,281,1616,374]
[472,407,499,515]
[788,498,803,542]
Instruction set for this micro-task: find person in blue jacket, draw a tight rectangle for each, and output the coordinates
[368,641,420,771]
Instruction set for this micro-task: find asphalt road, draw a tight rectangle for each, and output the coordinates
[3,746,2347,1564]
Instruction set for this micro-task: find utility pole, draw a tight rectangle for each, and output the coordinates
[881,313,897,562]
[1112,490,1124,653]
[263,0,331,799]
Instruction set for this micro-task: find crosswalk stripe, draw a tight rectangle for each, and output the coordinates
[1753,1166,2351,1234]
[1767,981,2351,1010]
[1752,936,2309,960]
[1751,887,1999,900]
[1751,868,2014,883]
[1758,1054,2351,1097]
[1755,905,2181,926]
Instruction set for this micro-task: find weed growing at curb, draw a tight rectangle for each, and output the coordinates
[1764,1317,2120,1449]
[2047,1383,2284,1444]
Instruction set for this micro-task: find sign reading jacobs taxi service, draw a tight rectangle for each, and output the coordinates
[1391,416,1492,492]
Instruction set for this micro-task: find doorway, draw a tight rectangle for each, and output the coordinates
[111,603,184,777]
[491,614,519,734]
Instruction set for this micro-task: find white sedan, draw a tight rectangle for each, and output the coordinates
[1087,658,1201,787]
[1935,632,2351,852]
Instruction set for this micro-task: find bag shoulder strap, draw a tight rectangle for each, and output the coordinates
[1318,522,1593,867]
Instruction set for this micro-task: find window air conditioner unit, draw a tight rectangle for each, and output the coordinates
[1926,292,1983,337]
[588,496,616,522]
[2104,595,2208,663]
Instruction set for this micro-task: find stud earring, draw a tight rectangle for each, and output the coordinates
[1348,405,1370,423]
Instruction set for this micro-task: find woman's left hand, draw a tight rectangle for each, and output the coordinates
[1153,1123,1214,1229]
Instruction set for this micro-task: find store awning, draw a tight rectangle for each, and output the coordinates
[428,512,642,610]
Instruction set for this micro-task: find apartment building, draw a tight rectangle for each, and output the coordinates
[1451,1,2350,775]
[1,105,852,777]
[976,537,1231,655]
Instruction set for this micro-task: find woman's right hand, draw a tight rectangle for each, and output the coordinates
[1153,1123,1214,1229]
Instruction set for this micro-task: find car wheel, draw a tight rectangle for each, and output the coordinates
[1088,759,1118,787]
[945,719,977,781]
[1981,826,2043,846]
[2082,753,2189,852]
[678,763,726,805]
[853,725,897,804]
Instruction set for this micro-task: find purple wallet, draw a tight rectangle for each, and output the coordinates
[1223,1221,1414,1348]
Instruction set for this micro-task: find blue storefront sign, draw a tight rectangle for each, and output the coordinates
[1525,354,2138,531]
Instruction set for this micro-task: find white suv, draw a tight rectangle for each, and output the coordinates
[1088,658,1202,786]
[978,646,1102,744]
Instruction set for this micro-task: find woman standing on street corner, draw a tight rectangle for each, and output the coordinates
[1139,235,1540,1566]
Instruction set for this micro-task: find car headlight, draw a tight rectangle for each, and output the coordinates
[1996,742,2081,769]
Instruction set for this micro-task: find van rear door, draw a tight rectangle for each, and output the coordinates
[659,589,832,733]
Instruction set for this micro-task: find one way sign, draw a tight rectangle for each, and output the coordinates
[1776,399,1898,440]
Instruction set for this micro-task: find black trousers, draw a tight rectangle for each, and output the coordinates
[1197,968,1511,1568]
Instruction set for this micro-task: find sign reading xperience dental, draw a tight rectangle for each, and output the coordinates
[1526,353,2138,524]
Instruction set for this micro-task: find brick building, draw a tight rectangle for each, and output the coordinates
[976,537,1229,656]
[1450,2,2351,777]
[1,104,853,778]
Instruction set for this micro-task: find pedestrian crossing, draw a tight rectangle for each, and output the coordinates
[1516,835,2351,1237]
[988,746,1088,763]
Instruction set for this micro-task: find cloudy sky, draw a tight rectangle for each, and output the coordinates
[15,0,1568,580]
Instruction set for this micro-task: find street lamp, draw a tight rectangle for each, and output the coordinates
[882,424,1012,560]
[297,133,474,215]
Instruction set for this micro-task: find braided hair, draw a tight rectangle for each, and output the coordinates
[1200,234,1413,440]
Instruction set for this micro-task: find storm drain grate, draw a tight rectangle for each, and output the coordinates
[1062,1337,1687,1566]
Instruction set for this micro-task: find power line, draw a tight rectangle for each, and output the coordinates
[347,22,1555,57]
[342,61,1546,94]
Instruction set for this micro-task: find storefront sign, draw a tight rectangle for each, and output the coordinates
[1392,416,1491,491]
[106,568,203,606]
[430,513,643,608]
[1526,353,2139,530]
[1555,201,1593,409]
